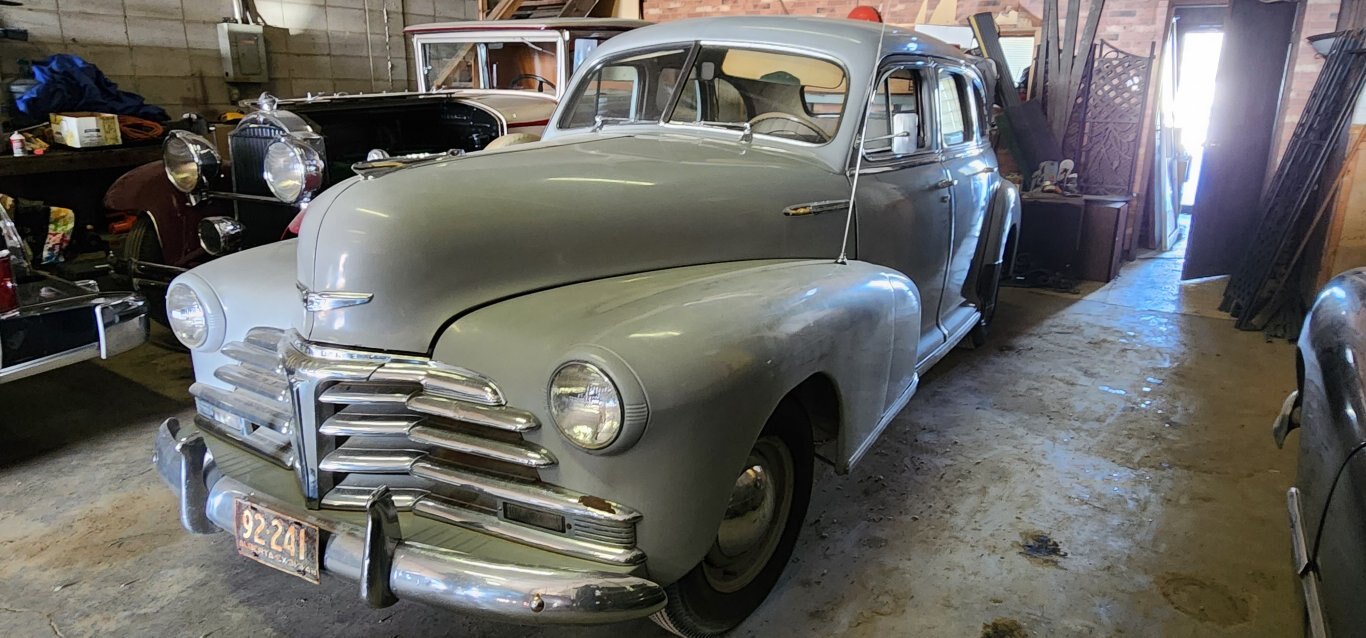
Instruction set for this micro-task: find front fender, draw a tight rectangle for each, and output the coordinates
[104,161,230,267]
[431,259,919,584]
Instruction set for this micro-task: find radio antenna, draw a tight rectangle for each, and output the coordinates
[836,4,890,265]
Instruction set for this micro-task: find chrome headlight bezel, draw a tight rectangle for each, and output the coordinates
[263,136,325,204]
[163,130,221,194]
[546,349,650,454]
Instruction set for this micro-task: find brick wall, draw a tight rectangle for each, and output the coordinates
[0,0,476,118]
[643,0,1338,205]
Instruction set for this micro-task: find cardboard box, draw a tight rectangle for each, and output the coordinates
[49,112,122,148]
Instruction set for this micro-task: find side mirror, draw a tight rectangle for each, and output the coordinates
[891,112,918,155]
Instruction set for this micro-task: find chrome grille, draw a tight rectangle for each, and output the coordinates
[190,327,294,468]
[229,122,285,196]
[196,328,643,565]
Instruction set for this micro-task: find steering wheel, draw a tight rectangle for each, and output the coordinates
[505,74,556,93]
[747,112,830,143]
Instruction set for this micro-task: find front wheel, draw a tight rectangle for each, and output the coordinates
[651,401,813,637]
[123,214,168,326]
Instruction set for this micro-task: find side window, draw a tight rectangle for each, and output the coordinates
[937,71,973,146]
[969,82,988,140]
[560,48,689,129]
[864,67,925,157]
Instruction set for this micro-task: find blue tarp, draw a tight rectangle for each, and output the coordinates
[15,54,168,120]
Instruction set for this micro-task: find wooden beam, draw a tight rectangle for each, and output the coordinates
[1059,0,1081,124]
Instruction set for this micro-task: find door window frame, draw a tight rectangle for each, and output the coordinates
[857,57,938,169]
[933,64,990,153]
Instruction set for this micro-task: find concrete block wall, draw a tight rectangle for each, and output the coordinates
[0,0,477,118]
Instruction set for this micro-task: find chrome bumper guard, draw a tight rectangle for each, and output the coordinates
[152,418,666,624]
[1287,487,1328,638]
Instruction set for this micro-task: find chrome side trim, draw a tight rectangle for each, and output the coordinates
[782,200,849,217]
[1289,487,1328,638]
[411,458,641,524]
[848,374,919,469]
[320,410,422,436]
[414,495,646,566]
[409,424,557,468]
[320,447,424,474]
[407,393,540,432]
[371,361,504,406]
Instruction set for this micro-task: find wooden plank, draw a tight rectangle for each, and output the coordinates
[967,12,1022,109]
[1059,0,1081,120]
[1042,0,1067,136]
[1068,0,1105,124]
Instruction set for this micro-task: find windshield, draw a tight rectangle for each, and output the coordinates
[559,44,849,145]
[421,39,560,93]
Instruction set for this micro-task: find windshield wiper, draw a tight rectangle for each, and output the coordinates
[517,38,552,55]
[693,120,753,143]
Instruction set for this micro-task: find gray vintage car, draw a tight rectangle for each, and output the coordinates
[1272,268,1366,638]
[150,16,1018,635]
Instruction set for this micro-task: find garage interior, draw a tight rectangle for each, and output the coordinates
[0,0,1361,636]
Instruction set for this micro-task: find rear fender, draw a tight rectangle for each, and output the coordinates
[104,161,230,267]
[432,259,920,583]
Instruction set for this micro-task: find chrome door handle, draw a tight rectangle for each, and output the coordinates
[935,178,959,189]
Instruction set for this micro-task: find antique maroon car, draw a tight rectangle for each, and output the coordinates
[103,18,645,318]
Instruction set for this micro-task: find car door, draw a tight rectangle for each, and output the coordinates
[853,60,955,373]
[934,66,995,339]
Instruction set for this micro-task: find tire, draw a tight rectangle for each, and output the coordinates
[124,214,168,326]
[651,400,814,637]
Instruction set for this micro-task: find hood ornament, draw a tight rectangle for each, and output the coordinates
[298,283,373,312]
[258,92,279,112]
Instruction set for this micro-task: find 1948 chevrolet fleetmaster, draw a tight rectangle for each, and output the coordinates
[150,16,1019,635]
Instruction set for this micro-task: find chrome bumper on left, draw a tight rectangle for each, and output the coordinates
[152,418,667,624]
[0,292,148,383]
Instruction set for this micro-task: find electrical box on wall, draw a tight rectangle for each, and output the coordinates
[217,22,268,83]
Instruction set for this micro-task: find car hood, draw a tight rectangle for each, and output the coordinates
[295,133,851,353]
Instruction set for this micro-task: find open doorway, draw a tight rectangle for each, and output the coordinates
[1175,30,1225,213]
[1151,5,1228,254]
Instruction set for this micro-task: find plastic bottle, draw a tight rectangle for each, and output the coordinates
[9,131,23,157]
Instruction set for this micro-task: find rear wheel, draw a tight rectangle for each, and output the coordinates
[651,401,813,637]
[967,230,1014,348]
[124,215,167,325]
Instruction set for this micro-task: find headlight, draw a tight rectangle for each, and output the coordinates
[163,131,220,193]
[263,138,324,204]
[549,362,622,450]
[166,283,207,348]
[198,216,244,257]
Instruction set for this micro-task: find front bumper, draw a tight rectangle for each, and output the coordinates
[0,290,148,383]
[152,418,666,624]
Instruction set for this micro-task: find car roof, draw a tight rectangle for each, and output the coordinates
[586,15,969,66]
[404,18,651,35]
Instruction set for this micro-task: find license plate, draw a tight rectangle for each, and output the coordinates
[234,499,320,584]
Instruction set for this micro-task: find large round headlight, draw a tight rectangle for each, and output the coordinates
[263,138,324,204]
[163,131,220,193]
[549,362,623,450]
[166,283,207,348]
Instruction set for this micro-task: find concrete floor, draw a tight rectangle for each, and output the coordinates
[0,244,1301,637]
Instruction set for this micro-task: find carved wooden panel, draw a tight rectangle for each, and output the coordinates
[1077,41,1154,197]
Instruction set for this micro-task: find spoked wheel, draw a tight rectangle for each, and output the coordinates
[652,402,813,637]
[124,214,168,326]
